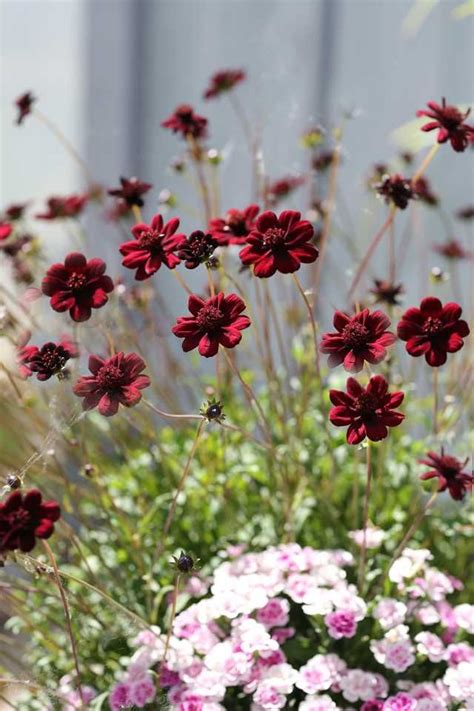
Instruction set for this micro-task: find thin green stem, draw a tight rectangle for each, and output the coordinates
[358,443,372,594]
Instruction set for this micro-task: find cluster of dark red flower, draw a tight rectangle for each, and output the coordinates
[3,85,471,561]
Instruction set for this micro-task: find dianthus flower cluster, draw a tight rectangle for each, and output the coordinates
[108,544,473,710]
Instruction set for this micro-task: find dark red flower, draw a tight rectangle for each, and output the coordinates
[370,279,404,306]
[41,252,114,322]
[208,205,259,246]
[417,98,473,152]
[73,352,150,417]
[161,104,208,140]
[108,176,152,208]
[172,292,251,357]
[376,174,414,210]
[361,702,384,711]
[412,176,438,206]
[0,222,12,241]
[119,214,185,280]
[0,489,60,553]
[456,205,474,221]
[433,238,472,261]
[177,231,217,269]
[312,150,336,172]
[265,175,306,206]
[329,375,405,445]
[17,338,78,381]
[35,194,88,220]
[420,450,472,501]
[203,69,246,100]
[15,92,35,125]
[397,297,470,367]
[4,203,29,221]
[239,210,318,278]
[320,309,397,373]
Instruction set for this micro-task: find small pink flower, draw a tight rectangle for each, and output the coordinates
[109,681,132,710]
[129,674,156,706]
[383,693,416,711]
[257,598,290,628]
[325,609,357,639]
[384,641,415,672]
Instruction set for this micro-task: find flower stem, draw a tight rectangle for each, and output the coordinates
[173,269,193,295]
[34,109,94,186]
[222,349,272,443]
[314,143,342,297]
[358,442,372,593]
[291,273,321,380]
[412,143,441,183]
[160,573,181,682]
[132,204,143,223]
[433,368,439,435]
[157,419,206,554]
[348,205,397,299]
[42,541,85,708]
[143,399,204,421]
[187,136,212,222]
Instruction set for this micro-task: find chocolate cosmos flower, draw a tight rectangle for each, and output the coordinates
[119,214,185,280]
[35,194,88,220]
[239,210,318,278]
[320,309,397,373]
[108,177,152,208]
[161,105,208,140]
[329,375,405,445]
[73,352,150,417]
[17,338,78,381]
[433,239,472,261]
[0,489,60,553]
[177,231,217,269]
[203,69,246,99]
[265,176,306,207]
[417,98,473,152]
[420,450,472,501]
[370,279,404,306]
[172,292,251,357]
[15,92,35,125]
[41,252,114,322]
[376,174,414,210]
[397,297,470,367]
[208,205,259,246]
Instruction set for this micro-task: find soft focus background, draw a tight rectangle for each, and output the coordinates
[0,0,473,331]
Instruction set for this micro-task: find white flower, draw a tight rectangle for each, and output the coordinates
[415,632,445,662]
[373,598,407,629]
[444,661,474,700]
[454,604,474,634]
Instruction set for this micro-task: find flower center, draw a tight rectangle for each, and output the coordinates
[225,211,246,235]
[8,508,31,528]
[196,305,225,332]
[439,457,461,479]
[96,364,123,389]
[138,229,164,252]
[423,317,443,335]
[342,322,370,349]
[67,272,87,291]
[354,392,379,418]
[439,106,463,130]
[39,346,67,373]
[263,227,286,248]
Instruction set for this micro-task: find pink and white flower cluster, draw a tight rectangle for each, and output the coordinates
[106,544,473,710]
